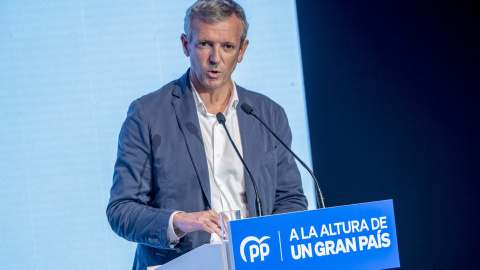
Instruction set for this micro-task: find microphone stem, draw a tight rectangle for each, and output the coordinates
[251,113,326,209]
[219,121,263,217]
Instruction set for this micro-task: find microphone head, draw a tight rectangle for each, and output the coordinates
[216,112,226,124]
[240,103,254,115]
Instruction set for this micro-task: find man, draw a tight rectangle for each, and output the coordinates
[107,0,307,268]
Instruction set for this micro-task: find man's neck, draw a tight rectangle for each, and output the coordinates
[193,81,233,115]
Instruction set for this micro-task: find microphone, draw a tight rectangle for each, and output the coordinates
[240,103,326,209]
[216,112,263,217]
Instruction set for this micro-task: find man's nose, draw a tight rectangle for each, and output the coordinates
[209,45,221,64]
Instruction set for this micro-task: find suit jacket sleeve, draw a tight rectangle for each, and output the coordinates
[106,99,175,250]
[271,106,308,214]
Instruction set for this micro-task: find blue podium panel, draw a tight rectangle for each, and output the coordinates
[228,200,400,270]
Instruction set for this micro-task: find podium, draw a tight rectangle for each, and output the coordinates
[156,200,400,270]
[152,242,230,270]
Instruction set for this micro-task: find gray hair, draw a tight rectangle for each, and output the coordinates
[184,0,249,46]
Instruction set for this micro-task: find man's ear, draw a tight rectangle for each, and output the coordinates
[181,34,190,57]
[237,39,249,63]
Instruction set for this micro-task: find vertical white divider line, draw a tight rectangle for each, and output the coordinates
[278,231,283,261]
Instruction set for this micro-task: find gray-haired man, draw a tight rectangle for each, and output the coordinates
[107,1,307,268]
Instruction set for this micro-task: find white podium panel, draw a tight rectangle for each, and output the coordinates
[153,242,230,270]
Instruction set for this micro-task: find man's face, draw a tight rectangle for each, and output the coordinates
[181,15,248,93]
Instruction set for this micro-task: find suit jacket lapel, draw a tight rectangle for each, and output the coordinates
[237,86,263,217]
[171,71,211,208]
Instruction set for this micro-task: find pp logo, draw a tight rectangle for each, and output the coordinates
[240,236,270,263]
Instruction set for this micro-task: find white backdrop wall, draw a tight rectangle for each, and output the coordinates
[0,1,313,269]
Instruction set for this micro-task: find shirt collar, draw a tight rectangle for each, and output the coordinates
[190,80,239,117]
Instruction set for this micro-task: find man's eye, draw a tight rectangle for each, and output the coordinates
[198,42,208,47]
[225,44,234,49]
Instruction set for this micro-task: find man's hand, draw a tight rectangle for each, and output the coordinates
[172,210,222,238]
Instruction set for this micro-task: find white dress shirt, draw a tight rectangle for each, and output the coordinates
[167,80,248,244]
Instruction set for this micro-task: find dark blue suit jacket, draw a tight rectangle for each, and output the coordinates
[107,71,307,269]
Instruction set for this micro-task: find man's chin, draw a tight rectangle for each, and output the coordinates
[202,80,225,91]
